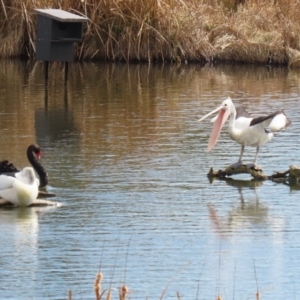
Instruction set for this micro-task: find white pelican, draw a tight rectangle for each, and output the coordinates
[0,167,39,206]
[198,97,291,168]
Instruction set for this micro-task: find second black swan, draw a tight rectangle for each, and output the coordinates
[0,144,48,188]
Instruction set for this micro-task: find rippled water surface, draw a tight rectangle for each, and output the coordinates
[0,61,300,299]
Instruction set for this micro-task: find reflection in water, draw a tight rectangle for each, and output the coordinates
[0,60,299,168]
[208,178,284,242]
[289,180,300,191]
[207,178,286,299]
[0,61,300,299]
[36,85,75,142]
[225,179,269,228]
[0,207,57,298]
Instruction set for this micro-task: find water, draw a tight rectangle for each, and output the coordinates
[0,61,300,299]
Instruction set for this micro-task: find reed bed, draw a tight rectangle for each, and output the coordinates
[66,269,264,300]
[68,271,130,300]
[2,0,300,65]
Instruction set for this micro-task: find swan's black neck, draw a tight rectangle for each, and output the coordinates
[27,145,48,188]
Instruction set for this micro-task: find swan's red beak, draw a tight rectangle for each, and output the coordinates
[207,108,230,152]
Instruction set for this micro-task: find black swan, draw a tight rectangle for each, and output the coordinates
[0,144,48,188]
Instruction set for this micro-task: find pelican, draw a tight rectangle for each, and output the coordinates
[0,167,39,206]
[198,97,291,168]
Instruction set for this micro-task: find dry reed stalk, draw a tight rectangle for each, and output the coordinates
[0,0,7,20]
[195,257,207,300]
[253,259,261,300]
[232,260,236,300]
[119,285,129,300]
[119,240,131,300]
[217,242,222,300]
[256,291,261,300]
[94,272,103,300]
[159,262,191,300]
[106,289,112,300]
[68,290,72,300]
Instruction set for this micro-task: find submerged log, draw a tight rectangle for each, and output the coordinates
[289,165,300,179]
[0,198,62,207]
[38,190,57,198]
[208,164,300,183]
[208,165,267,180]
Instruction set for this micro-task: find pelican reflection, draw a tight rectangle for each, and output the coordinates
[208,178,285,240]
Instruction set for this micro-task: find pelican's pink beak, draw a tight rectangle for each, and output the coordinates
[207,108,230,151]
[198,105,231,152]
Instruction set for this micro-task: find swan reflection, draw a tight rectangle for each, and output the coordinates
[0,206,56,251]
[0,207,57,294]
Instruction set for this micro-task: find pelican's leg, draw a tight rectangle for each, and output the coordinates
[246,146,261,169]
[230,145,244,169]
[254,146,259,165]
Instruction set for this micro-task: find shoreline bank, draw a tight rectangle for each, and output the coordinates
[1,1,300,67]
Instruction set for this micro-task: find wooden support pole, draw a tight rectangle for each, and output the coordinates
[64,61,69,85]
[44,61,49,85]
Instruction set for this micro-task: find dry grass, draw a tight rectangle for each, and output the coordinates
[2,0,300,65]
